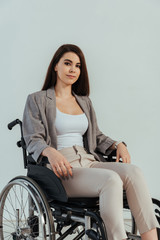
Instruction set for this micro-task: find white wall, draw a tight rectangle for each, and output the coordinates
[0,0,160,200]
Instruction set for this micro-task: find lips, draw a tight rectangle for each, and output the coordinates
[66,75,76,78]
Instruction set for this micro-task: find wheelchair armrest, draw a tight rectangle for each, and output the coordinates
[96,150,117,162]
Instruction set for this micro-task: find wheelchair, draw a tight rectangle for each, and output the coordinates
[0,119,160,240]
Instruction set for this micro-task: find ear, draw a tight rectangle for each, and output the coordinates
[54,64,57,72]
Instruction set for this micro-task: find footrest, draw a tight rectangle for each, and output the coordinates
[127,232,141,239]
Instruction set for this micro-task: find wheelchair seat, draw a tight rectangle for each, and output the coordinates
[67,197,99,208]
[50,197,99,209]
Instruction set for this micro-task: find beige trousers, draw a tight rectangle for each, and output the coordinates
[48,145,159,240]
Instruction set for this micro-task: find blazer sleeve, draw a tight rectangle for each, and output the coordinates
[22,94,49,161]
[88,98,116,155]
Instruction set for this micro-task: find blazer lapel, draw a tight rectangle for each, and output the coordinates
[46,87,57,148]
[46,86,55,99]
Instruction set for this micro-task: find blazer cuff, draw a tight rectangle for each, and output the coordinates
[32,144,50,162]
[96,138,115,155]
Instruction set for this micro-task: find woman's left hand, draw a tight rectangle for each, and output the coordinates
[116,143,131,163]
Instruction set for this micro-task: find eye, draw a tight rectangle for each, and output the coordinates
[64,62,71,66]
[76,64,81,69]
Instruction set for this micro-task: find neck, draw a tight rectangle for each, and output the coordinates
[54,83,73,99]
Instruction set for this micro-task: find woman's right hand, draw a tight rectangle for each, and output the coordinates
[42,147,73,178]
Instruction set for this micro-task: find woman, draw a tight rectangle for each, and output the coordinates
[23,44,159,240]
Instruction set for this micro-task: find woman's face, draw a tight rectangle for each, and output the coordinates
[54,52,81,86]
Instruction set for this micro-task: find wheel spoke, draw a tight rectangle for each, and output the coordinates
[3,206,15,218]
[12,185,28,222]
[3,232,12,239]
[7,192,16,217]
[2,221,15,229]
[3,205,15,229]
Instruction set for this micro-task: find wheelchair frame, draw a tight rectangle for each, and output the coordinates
[0,119,160,240]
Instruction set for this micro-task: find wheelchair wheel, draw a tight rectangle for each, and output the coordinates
[0,176,55,240]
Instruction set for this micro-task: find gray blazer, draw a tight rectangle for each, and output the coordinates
[22,87,115,162]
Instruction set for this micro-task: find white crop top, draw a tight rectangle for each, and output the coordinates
[55,108,89,150]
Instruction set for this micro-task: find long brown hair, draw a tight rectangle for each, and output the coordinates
[42,44,90,96]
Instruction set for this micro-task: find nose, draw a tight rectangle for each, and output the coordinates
[69,65,76,73]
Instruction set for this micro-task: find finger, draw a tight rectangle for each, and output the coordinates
[124,154,131,163]
[64,162,73,176]
[116,152,120,162]
[122,156,127,163]
[68,166,73,177]
[53,166,61,178]
[56,165,65,177]
[60,163,69,177]
[124,158,127,163]
[123,156,129,163]
[128,156,131,164]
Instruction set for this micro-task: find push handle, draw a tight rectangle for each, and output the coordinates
[8,119,21,130]
[7,118,27,169]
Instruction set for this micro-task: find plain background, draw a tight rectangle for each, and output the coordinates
[0,0,160,200]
